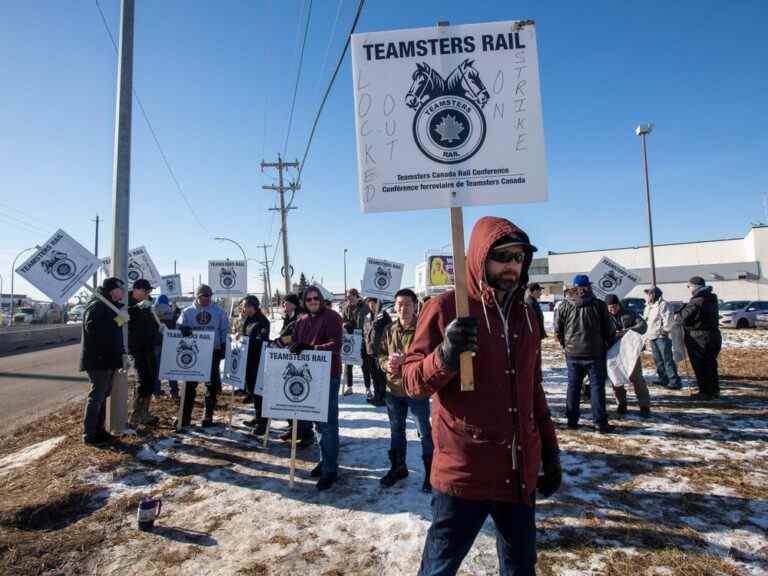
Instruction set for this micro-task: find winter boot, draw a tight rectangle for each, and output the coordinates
[616,403,628,416]
[421,455,433,493]
[142,397,159,425]
[200,393,216,427]
[380,450,409,488]
[129,396,143,428]
[253,418,268,436]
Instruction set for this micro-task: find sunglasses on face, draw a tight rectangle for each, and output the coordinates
[488,250,525,264]
[305,296,321,302]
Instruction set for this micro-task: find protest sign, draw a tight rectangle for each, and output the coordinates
[262,348,332,423]
[351,20,547,213]
[361,258,403,300]
[254,341,269,395]
[101,246,162,289]
[590,257,640,301]
[160,274,182,298]
[607,330,644,388]
[208,260,247,296]
[427,255,454,287]
[159,330,215,382]
[16,229,100,305]
[341,330,363,366]
[223,334,248,390]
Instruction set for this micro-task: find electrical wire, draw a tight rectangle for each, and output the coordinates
[313,0,345,98]
[94,0,209,234]
[282,0,314,157]
[297,0,365,182]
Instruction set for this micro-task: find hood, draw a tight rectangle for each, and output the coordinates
[466,216,533,303]
[693,285,713,298]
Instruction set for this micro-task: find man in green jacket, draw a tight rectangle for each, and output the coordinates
[378,288,433,492]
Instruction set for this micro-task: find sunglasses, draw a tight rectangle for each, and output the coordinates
[305,296,321,302]
[488,250,525,264]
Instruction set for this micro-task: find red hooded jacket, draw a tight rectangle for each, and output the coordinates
[402,216,559,504]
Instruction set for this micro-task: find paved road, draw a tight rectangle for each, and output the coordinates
[0,344,88,435]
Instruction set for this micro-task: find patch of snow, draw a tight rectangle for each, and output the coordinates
[0,435,65,476]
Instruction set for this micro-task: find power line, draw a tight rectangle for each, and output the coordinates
[283,0,314,157]
[94,0,209,234]
[313,0,345,98]
[297,0,365,182]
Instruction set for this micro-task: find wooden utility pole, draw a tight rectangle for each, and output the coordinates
[261,155,299,294]
[256,243,273,307]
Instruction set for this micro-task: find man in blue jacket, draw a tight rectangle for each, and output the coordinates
[176,284,229,428]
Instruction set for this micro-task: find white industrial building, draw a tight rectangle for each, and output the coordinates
[529,225,768,302]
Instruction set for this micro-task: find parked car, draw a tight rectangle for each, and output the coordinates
[13,307,36,324]
[756,312,768,329]
[718,300,768,329]
[68,304,86,322]
[622,297,646,317]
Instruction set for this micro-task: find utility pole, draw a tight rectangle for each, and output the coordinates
[256,243,273,307]
[174,260,177,274]
[635,123,657,286]
[261,155,299,294]
[93,215,100,289]
[108,0,135,434]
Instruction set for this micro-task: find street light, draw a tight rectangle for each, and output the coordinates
[635,123,657,287]
[10,246,39,326]
[343,249,348,295]
[214,236,247,261]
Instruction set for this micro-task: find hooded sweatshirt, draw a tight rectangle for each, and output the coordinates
[402,216,559,504]
[680,286,720,332]
[293,297,344,378]
[177,301,229,349]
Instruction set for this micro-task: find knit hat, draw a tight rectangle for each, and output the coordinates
[157,294,170,305]
[101,277,125,293]
[132,278,153,291]
[604,294,620,305]
[196,284,213,296]
[284,293,301,307]
[688,276,706,287]
[572,274,591,288]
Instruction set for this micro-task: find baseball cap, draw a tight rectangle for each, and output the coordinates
[572,274,591,288]
[132,278,153,291]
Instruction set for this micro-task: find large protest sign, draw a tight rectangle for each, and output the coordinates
[223,334,249,390]
[606,330,644,388]
[341,330,363,366]
[262,348,332,423]
[590,257,640,301]
[160,274,182,298]
[16,230,101,304]
[361,258,404,299]
[208,260,247,296]
[428,255,454,287]
[159,330,215,382]
[101,246,162,289]
[254,342,269,395]
[351,20,547,212]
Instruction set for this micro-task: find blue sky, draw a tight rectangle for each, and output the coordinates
[2,1,767,301]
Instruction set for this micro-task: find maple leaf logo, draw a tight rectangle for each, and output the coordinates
[433,114,465,143]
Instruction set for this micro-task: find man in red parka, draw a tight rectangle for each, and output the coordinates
[402,216,561,576]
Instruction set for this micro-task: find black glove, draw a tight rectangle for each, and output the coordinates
[537,453,562,498]
[437,317,478,371]
[290,342,313,355]
[179,325,192,337]
[344,322,355,335]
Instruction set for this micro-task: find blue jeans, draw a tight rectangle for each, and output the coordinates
[385,393,433,457]
[566,355,608,426]
[650,337,681,388]
[418,490,536,576]
[317,376,341,476]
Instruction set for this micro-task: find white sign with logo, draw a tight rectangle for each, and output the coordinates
[589,257,640,301]
[262,348,332,423]
[361,257,404,300]
[101,246,162,289]
[341,329,363,366]
[160,274,182,298]
[16,229,101,305]
[159,330,215,382]
[254,341,269,395]
[351,20,547,212]
[224,334,249,390]
[208,260,247,296]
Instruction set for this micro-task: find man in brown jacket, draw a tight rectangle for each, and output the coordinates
[378,288,433,492]
[402,216,561,576]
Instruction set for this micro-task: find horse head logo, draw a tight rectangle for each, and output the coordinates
[230,346,240,372]
[176,339,199,369]
[127,260,143,283]
[282,362,311,403]
[405,62,444,110]
[374,266,392,290]
[41,250,77,281]
[599,271,622,292]
[219,267,236,289]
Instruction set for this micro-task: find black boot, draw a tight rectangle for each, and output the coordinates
[200,392,216,427]
[421,455,433,493]
[253,418,268,436]
[380,450,409,488]
[174,384,196,429]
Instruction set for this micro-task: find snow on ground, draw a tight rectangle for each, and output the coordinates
[721,328,768,349]
[0,435,65,476]
[29,322,760,575]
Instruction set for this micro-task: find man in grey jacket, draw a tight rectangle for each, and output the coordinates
[643,287,681,389]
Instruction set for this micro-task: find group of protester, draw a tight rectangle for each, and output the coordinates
[78,215,724,575]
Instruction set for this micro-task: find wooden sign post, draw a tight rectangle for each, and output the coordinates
[289,416,298,488]
[450,207,474,391]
